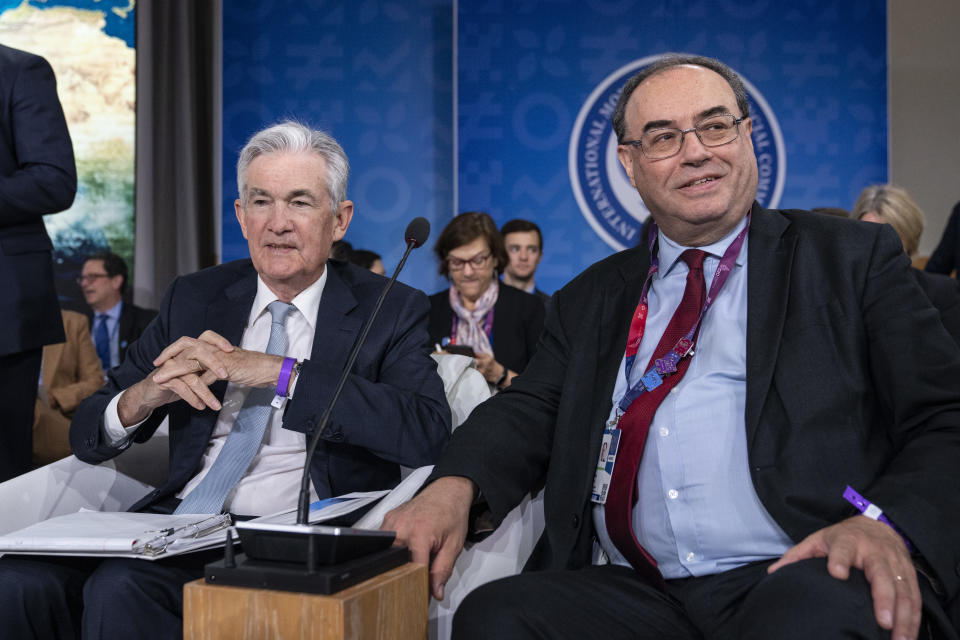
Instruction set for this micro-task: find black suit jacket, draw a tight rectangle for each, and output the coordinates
[71,259,451,512]
[0,45,76,356]
[913,268,960,346]
[926,201,960,278]
[428,283,545,376]
[433,204,960,602]
[86,302,158,365]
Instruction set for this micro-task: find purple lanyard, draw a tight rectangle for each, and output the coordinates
[618,215,750,414]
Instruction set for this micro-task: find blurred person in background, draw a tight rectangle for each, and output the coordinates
[500,218,550,305]
[33,309,103,465]
[429,212,544,391]
[80,251,157,375]
[348,248,385,275]
[854,184,960,344]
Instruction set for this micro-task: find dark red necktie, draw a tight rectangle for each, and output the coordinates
[604,249,707,587]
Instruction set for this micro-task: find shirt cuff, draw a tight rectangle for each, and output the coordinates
[102,391,151,448]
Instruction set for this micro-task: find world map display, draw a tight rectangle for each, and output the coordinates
[0,0,135,308]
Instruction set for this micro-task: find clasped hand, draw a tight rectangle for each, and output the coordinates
[144,330,283,412]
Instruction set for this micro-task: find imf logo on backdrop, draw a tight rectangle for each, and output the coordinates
[569,55,786,251]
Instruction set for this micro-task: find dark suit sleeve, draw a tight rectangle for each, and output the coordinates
[70,281,179,463]
[925,202,959,276]
[0,53,76,225]
[857,228,960,597]
[282,287,451,469]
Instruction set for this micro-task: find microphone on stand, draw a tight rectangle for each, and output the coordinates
[206,217,432,594]
[295,216,430,524]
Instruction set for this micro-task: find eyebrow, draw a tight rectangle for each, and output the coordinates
[286,189,317,201]
[640,105,733,133]
[247,187,318,201]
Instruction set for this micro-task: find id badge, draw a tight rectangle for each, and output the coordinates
[591,426,621,504]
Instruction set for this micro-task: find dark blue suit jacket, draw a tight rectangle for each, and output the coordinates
[0,45,76,356]
[71,259,451,512]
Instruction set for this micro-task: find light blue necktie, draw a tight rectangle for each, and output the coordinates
[174,301,293,514]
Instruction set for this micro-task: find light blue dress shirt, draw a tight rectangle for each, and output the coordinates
[593,216,793,579]
[95,300,123,369]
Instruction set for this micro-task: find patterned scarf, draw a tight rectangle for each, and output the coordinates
[449,279,498,356]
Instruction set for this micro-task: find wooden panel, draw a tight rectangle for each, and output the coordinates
[183,562,427,640]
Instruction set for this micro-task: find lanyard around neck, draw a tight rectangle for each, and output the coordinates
[618,215,750,414]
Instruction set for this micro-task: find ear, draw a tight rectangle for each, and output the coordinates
[332,200,354,241]
[234,199,248,239]
[741,117,754,150]
[617,145,638,188]
[110,274,124,293]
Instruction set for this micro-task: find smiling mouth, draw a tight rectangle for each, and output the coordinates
[683,176,718,188]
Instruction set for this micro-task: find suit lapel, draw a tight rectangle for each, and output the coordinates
[745,204,795,447]
[203,267,258,405]
[588,247,651,434]
[310,262,361,370]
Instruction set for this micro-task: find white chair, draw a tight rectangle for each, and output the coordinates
[0,420,169,536]
[363,356,544,640]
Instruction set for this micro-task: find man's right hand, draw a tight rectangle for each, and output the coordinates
[381,476,476,600]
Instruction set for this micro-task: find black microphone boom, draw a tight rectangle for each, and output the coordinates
[297,216,429,523]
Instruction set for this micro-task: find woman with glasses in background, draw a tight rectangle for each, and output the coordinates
[429,211,545,391]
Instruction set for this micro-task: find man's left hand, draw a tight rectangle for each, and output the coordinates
[767,515,920,640]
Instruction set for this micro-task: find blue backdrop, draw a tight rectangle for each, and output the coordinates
[222,0,454,296]
[222,1,886,297]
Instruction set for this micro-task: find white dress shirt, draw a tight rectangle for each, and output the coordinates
[102,271,327,515]
[593,216,793,578]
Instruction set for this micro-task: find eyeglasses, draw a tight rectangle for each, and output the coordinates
[77,273,109,285]
[446,251,491,271]
[621,114,744,160]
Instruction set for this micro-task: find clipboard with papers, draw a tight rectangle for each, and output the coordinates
[0,512,232,560]
[0,489,393,561]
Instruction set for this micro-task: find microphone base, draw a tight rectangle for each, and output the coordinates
[204,546,410,595]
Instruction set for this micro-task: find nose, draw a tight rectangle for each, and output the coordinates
[678,129,712,163]
[265,203,294,232]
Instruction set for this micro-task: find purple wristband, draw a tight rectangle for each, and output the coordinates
[276,357,297,398]
[843,485,914,553]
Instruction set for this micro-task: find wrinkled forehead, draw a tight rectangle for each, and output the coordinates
[626,65,739,130]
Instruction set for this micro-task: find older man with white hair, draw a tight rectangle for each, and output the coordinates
[0,120,450,640]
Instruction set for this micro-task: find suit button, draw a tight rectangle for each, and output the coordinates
[571,514,580,529]
[328,432,344,442]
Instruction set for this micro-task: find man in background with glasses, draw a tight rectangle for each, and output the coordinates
[386,54,960,639]
[79,251,157,376]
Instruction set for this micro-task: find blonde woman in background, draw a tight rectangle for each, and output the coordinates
[854,184,960,344]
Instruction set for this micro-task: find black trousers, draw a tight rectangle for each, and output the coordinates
[0,550,222,640]
[454,558,957,640]
[0,348,42,482]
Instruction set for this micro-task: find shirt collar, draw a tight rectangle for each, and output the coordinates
[248,268,328,332]
[98,299,123,321]
[656,214,749,277]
